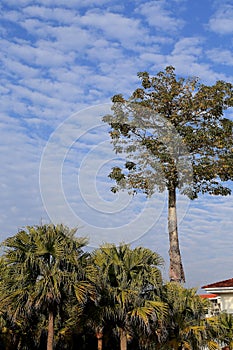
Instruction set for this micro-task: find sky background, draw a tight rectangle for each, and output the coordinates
[1,0,233,290]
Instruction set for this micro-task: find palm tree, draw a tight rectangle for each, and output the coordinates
[214,312,233,350]
[159,282,219,350]
[93,243,167,350]
[0,224,94,350]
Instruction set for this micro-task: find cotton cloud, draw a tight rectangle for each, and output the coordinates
[163,37,233,83]
[171,37,203,56]
[22,6,80,24]
[1,55,39,78]
[208,4,233,34]
[0,114,46,240]
[207,48,233,66]
[180,195,233,288]
[2,0,111,8]
[80,10,148,49]
[2,40,75,68]
[137,0,185,33]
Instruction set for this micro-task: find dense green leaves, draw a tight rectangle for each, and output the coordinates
[103,65,233,199]
[159,282,215,350]
[0,228,232,349]
[103,66,233,283]
[92,243,166,350]
[0,224,93,350]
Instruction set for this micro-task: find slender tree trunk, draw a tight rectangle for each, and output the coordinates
[47,310,54,350]
[96,327,103,350]
[97,337,103,350]
[168,186,185,283]
[119,328,127,350]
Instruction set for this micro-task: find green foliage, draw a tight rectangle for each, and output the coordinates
[0,224,94,350]
[92,243,167,349]
[158,282,218,350]
[103,65,233,198]
[0,228,230,349]
[213,312,233,349]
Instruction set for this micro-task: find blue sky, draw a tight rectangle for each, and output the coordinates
[1,0,233,289]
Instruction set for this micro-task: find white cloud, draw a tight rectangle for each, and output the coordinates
[2,9,23,22]
[171,37,203,56]
[162,37,232,83]
[179,195,233,288]
[86,39,123,62]
[0,114,46,240]
[207,48,233,66]
[139,53,165,67]
[2,55,39,78]
[2,0,111,7]
[48,26,94,51]
[2,40,75,69]
[22,6,80,24]
[137,0,185,33]
[80,10,148,48]
[208,4,233,34]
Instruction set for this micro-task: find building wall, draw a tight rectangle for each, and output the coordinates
[219,293,233,314]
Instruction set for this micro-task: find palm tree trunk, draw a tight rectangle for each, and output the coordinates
[47,310,54,350]
[97,337,103,350]
[119,328,127,350]
[96,327,103,350]
[168,186,185,283]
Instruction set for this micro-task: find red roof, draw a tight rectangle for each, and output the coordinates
[202,278,233,289]
[199,293,219,299]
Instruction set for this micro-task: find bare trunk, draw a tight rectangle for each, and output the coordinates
[168,187,185,283]
[97,337,103,350]
[119,328,127,350]
[47,310,54,350]
[96,327,103,350]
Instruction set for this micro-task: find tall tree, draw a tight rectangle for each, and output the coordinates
[103,66,233,283]
[0,224,94,350]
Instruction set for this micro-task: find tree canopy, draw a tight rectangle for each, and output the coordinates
[0,225,231,349]
[0,224,94,350]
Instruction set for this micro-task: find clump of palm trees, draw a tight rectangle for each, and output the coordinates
[0,224,231,350]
